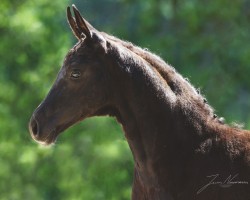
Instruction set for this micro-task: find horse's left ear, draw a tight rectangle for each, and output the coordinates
[67,5,107,53]
[72,5,92,39]
[67,5,94,40]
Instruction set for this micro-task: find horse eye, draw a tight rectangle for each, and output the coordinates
[70,70,81,79]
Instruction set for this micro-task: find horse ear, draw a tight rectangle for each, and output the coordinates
[72,5,92,39]
[67,6,81,40]
[67,5,92,40]
[67,5,107,53]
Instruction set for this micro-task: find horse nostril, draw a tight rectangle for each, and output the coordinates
[29,117,39,139]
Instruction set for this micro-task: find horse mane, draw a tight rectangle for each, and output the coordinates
[100,32,250,163]
[101,32,221,128]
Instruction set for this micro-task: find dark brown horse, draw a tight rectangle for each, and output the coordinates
[29,5,250,200]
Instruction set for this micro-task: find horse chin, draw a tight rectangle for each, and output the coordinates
[40,123,71,145]
[32,116,86,146]
[32,131,59,146]
[29,124,61,146]
[39,121,76,146]
[35,139,56,146]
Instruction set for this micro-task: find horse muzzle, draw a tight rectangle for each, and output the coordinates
[29,115,57,145]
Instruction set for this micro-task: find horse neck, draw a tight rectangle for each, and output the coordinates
[102,38,250,196]
[106,41,213,167]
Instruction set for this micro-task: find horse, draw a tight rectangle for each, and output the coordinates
[29,5,250,200]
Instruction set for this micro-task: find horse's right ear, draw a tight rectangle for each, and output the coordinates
[67,6,81,40]
[67,5,92,40]
[67,5,107,53]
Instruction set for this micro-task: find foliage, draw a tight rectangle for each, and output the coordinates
[0,0,249,199]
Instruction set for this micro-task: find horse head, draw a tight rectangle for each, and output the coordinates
[29,5,113,145]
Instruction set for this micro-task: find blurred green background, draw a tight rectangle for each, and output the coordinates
[0,0,250,199]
